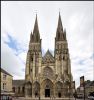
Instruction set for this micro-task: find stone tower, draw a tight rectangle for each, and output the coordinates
[55,12,72,81]
[25,14,42,97]
[25,13,73,99]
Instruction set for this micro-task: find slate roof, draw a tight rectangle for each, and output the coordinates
[12,80,25,87]
[1,68,12,76]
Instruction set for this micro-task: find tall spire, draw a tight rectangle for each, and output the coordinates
[30,31,33,42]
[58,12,63,31]
[33,14,40,42]
[56,12,64,41]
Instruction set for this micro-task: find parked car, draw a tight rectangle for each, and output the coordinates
[77,93,84,99]
[88,92,94,100]
[1,95,12,100]
[1,91,14,100]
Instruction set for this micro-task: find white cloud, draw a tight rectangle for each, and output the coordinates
[1,39,25,79]
[17,52,27,64]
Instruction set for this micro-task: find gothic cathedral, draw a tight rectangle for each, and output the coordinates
[25,13,73,99]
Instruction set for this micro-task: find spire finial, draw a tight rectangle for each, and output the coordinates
[59,8,60,12]
[35,10,37,14]
[56,9,64,41]
[35,10,37,18]
[59,8,61,16]
[58,9,62,29]
[33,11,40,42]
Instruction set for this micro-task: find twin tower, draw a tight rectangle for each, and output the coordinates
[25,13,73,98]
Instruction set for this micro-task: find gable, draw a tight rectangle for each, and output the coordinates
[42,50,54,63]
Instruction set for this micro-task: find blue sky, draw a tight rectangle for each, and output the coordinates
[1,1,94,87]
[4,34,19,51]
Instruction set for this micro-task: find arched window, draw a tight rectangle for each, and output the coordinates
[63,56,65,60]
[58,92,61,98]
[22,87,25,93]
[30,54,33,61]
[18,87,20,93]
[12,87,15,93]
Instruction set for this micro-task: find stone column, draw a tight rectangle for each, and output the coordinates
[32,84,34,98]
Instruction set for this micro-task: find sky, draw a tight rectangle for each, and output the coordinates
[1,1,94,87]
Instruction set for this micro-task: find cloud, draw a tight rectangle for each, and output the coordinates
[1,39,25,79]
[4,34,20,52]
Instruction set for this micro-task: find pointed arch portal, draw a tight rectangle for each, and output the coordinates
[33,81,40,98]
[55,81,63,98]
[41,79,54,97]
[25,81,32,97]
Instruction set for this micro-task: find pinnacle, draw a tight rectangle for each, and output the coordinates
[33,14,39,34]
[58,12,63,30]
[33,14,40,42]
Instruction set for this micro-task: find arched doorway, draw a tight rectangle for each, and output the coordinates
[22,86,25,94]
[33,81,40,98]
[12,87,15,93]
[41,79,53,98]
[55,81,63,98]
[45,84,50,97]
[25,81,32,97]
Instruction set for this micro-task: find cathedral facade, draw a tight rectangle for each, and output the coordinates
[25,13,73,99]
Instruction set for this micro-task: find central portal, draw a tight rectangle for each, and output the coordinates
[45,89,50,97]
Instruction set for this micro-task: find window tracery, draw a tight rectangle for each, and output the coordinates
[43,67,54,79]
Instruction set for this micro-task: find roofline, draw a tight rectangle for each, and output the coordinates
[1,68,13,77]
[13,79,25,81]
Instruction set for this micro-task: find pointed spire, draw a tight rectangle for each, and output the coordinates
[47,49,50,53]
[33,14,39,34]
[58,12,63,32]
[30,31,33,42]
[56,12,64,41]
[33,14,40,42]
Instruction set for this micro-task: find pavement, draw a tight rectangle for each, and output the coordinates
[12,97,89,100]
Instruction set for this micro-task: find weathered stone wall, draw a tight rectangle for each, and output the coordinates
[1,71,12,92]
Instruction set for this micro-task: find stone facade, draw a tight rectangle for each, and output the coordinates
[1,68,13,92]
[25,13,73,99]
[77,80,94,97]
[12,80,25,96]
